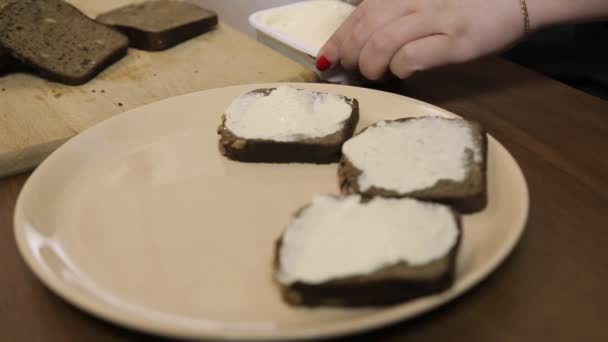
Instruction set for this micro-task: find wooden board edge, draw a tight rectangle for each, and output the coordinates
[0,138,69,178]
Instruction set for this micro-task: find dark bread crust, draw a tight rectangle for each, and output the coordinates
[218,88,360,164]
[32,45,128,86]
[339,117,488,213]
[0,0,129,85]
[274,198,462,307]
[1,0,18,74]
[96,1,218,51]
[0,47,9,74]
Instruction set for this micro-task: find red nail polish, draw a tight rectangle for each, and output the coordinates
[316,56,331,71]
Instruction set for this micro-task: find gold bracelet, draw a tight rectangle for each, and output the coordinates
[519,0,531,33]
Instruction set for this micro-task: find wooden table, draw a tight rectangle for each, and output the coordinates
[2,2,608,341]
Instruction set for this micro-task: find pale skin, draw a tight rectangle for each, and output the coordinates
[318,0,608,80]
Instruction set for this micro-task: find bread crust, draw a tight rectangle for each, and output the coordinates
[0,47,9,75]
[218,88,360,164]
[338,117,488,213]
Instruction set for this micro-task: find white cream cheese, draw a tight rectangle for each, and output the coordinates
[262,0,355,54]
[342,117,482,194]
[277,195,459,285]
[225,85,352,142]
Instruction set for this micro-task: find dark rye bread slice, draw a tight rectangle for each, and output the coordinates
[0,0,129,85]
[275,195,461,307]
[339,117,488,213]
[96,0,218,51]
[218,88,359,164]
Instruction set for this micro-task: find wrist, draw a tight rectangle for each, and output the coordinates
[525,0,608,31]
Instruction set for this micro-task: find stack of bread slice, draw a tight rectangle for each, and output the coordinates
[0,0,217,85]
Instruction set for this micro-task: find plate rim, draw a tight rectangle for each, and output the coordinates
[13,82,530,341]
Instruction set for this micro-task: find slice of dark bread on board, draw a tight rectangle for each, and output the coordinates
[275,194,461,307]
[0,0,129,85]
[218,86,359,164]
[339,116,488,213]
[96,0,218,51]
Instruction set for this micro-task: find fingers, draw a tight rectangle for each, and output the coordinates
[317,3,365,64]
[389,34,457,79]
[339,0,411,70]
[358,14,436,80]
[318,0,464,78]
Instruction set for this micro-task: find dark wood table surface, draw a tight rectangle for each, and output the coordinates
[2,1,608,341]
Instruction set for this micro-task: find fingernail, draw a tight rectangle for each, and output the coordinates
[316,56,331,71]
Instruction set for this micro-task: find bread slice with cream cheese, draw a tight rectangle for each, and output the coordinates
[218,86,359,164]
[275,194,461,307]
[339,117,487,213]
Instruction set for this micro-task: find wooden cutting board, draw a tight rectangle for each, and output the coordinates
[0,0,316,178]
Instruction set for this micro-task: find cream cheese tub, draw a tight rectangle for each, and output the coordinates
[249,0,361,83]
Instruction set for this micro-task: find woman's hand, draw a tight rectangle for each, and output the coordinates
[317,0,527,80]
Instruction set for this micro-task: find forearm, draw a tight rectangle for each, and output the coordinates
[527,0,608,30]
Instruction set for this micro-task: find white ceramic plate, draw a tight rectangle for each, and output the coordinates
[14,83,529,341]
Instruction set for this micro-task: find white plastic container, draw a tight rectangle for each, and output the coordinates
[249,0,361,84]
